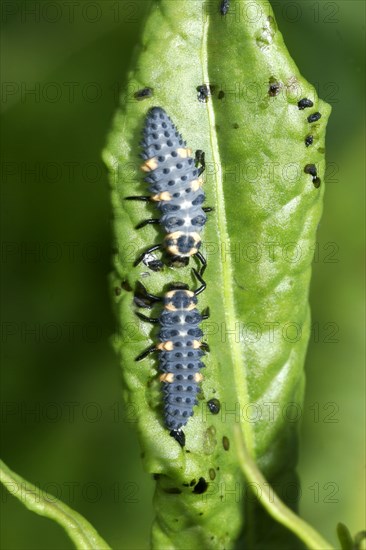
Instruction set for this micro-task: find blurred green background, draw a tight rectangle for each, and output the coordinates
[1,1,364,548]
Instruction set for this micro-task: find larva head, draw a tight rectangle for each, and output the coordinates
[164,232,201,258]
[164,289,197,311]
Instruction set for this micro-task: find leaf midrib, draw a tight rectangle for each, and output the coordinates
[201,10,255,457]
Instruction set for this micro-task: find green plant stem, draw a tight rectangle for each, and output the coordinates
[234,427,335,550]
[0,460,111,550]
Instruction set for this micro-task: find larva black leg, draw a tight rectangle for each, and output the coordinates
[195,251,207,275]
[135,344,157,362]
[125,195,151,202]
[134,244,162,267]
[192,268,206,296]
[134,281,162,309]
[201,307,210,320]
[170,428,185,447]
[201,342,210,352]
[135,219,160,230]
[135,311,159,324]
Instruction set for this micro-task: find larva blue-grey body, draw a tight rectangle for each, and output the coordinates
[140,107,206,260]
[134,275,208,447]
[158,290,205,433]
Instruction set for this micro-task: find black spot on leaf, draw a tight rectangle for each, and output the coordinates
[193,477,208,494]
[134,87,153,100]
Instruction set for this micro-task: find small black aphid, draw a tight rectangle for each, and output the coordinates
[197,84,216,103]
[142,252,163,272]
[218,90,225,100]
[298,98,313,110]
[207,398,221,414]
[307,112,322,123]
[305,135,314,147]
[134,87,154,101]
[304,164,321,188]
[268,81,281,97]
[304,164,317,177]
[220,0,230,16]
[222,436,230,451]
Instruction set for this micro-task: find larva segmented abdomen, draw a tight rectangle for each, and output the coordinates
[158,298,205,431]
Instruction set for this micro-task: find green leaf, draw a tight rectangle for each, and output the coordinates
[0,460,111,550]
[336,523,366,550]
[353,530,366,550]
[235,426,333,549]
[103,1,331,548]
[337,523,354,550]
